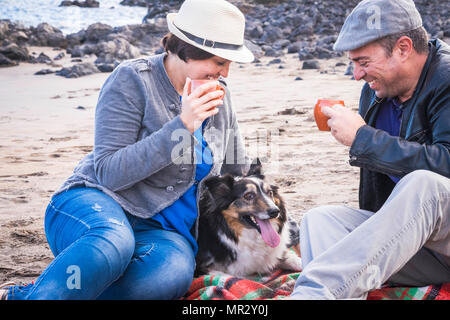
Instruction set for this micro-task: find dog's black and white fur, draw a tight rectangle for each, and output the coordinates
[196,160,302,277]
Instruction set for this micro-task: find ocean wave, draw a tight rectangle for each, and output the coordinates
[0,0,147,34]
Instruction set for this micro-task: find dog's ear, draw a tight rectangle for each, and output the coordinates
[204,174,234,197]
[246,158,264,179]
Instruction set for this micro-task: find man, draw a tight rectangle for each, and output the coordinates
[290,0,449,299]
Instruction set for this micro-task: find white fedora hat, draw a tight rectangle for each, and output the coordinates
[166,0,254,63]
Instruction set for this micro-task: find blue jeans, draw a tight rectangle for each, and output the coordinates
[8,187,196,300]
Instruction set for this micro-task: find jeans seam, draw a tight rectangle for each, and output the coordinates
[22,202,93,299]
[331,195,440,298]
[47,201,91,230]
[132,243,156,262]
[22,235,88,299]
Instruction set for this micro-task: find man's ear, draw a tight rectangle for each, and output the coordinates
[246,158,264,179]
[395,36,414,61]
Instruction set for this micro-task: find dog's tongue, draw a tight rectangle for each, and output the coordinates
[255,218,280,248]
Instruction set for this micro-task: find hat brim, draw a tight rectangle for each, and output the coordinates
[166,13,254,63]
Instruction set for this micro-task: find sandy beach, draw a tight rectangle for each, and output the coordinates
[0,47,364,284]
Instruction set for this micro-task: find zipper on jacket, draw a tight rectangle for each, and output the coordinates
[363,96,384,122]
[350,154,406,176]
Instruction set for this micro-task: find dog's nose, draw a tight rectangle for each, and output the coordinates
[267,208,280,218]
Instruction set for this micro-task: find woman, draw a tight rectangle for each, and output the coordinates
[1,0,254,300]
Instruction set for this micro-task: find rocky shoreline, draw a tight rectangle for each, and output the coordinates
[0,0,448,78]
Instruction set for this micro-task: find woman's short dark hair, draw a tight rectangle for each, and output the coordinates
[376,26,429,57]
[161,32,214,62]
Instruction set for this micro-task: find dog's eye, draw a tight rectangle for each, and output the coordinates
[243,192,256,201]
[268,190,274,198]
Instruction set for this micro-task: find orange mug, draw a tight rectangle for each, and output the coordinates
[190,79,225,100]
[314,99,345,131]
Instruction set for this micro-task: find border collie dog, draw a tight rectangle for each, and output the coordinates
[196,160,302,277]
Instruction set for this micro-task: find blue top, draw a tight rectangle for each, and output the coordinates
[375,97,403,183]
[151,97,213,255]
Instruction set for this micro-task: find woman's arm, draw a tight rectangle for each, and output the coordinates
[93,64,195,191]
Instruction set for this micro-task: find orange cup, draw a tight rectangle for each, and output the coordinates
[190,79,225,99]
[314,99,345,131]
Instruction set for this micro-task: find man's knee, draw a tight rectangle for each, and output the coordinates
[402,170,450,191]
[300,205,349,232]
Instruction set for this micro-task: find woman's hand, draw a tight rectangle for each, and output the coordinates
[179,77,224,133]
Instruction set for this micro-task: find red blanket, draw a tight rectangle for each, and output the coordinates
[184,270,450,300]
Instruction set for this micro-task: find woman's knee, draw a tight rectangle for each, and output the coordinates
[90,220,135,276]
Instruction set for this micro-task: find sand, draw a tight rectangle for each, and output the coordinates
[0,47,364,284]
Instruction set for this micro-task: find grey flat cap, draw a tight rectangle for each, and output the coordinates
[333,0,423,51]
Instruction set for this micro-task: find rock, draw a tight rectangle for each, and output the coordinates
[54,52,65,60]
[278,107,306,115]
[11,31,29,44]
[244,40,264,60]
[287,41,304,54]
[142,3,171,23]
[59,0,99,8]
[268,58,282,64]
[96,63,117,73]
[344,62,354,76]
[298,48,315,61]
[95,38,141,62]
[302,60,321,70]
[316,35,338,47]
[260,26,283,43]
[316,47,333,59]
[0,52,18,67]
[69,43,92,57]
[66,30,86,48]
[30,52,52,64]
[272,39,290,50]
[0,20,9,41]
[55,62,99,78]
[85,23,113,42]
[291,23,314,37]
[0,43,29,61]
[249,25,264,39]
[31,23,67,48]
[264,48,282,57]
[34,69,55,75]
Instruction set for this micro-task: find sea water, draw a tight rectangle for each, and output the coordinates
[0,0,148,34]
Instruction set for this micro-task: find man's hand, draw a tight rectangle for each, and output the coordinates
[322,105,366,146]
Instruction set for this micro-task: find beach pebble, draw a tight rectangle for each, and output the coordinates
[34,69,55,75]
[302,60,321,70]
[55,62,99,78]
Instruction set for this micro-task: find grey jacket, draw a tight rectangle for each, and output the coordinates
[55,53,250,223]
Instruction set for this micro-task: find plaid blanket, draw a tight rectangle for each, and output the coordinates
[184,270,450,300]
